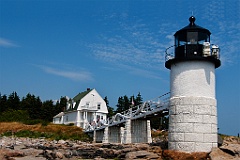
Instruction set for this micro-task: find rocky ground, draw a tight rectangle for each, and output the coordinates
[0,136,239,160]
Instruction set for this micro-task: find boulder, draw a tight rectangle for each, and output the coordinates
[220,143,240,157]
[209,147,238,160]
[134,143,150,150]
[55,151,64,159]
[125,150,159,159]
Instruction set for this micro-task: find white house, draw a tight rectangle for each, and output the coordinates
[53,88,108,130]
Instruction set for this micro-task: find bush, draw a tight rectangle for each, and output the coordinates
[22,119,43,125]
[67,123,74,126]
[21,119,49,126]
[0,110,30,122]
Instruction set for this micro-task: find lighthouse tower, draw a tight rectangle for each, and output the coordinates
[165,16,221,152]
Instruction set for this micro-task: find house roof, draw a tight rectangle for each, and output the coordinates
[53,112,64,118]
[73,89,93,102]
[67,88,93,111]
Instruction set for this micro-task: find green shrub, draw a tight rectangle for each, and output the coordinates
[41,121,49,126]
[67,123,74,126]
[0,110,30,122]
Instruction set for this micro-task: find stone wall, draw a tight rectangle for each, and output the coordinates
[168,97,218,152]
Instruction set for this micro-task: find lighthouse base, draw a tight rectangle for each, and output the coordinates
[168,96,218,153]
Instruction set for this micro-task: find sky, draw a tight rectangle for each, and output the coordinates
[0,0,239,136]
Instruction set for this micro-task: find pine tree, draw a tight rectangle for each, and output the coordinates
[104,96,114,118]
[7,92,20,110]
[41,100,55,122]
[116,96,124,113]
[21,93,42,120]
[135,92,143,106]
[123,95,130,111]
[0,94,8,112]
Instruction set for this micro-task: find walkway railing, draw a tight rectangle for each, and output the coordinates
[85,92,170,132]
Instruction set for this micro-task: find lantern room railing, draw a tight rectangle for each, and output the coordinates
[165,43,220,63]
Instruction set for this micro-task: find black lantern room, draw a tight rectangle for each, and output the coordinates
[165,16,221,69]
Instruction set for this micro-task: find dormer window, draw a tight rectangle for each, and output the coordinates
[97,103,101,109]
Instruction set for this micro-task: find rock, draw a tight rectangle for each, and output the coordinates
[64,150,73,158]
[125,150,159,159]
[5,145,14,150]
[55,151,64,159]
[0,148,25,160]
[135,143,150,150]
[220,143,240,157]
[209,147,238,160]
[1,135,239,160]
[149,146,162,154]
[101,143,124,149]
[94,156,105,160]
[122,147,136,153]
[42,150,51,159]
[58,140,66,144]
[163,150,209,160]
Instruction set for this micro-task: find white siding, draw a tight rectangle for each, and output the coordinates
[64,112,77,124]
[170,61,215,99]
[78,89,108,114]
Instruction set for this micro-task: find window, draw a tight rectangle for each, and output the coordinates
[97,103,101,109]
[86,102,90,108]
[187,32,198,44]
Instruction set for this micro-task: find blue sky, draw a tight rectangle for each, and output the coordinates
[0,0,239,136]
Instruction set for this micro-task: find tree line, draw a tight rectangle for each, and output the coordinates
[0,91,167,130]
[103,92,143,118]
[0,92,67,124]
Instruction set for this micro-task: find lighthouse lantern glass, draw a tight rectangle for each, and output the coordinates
[187,32,198,44]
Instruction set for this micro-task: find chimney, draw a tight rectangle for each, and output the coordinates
[87,88,90,91]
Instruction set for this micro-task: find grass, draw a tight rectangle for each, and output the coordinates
[0,122,91,141]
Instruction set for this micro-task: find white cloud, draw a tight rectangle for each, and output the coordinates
[211,20,240,66]
[118,63,164,80]
[36,65,93,82]
[89,20,173,72]
[87,12,177,81]
[0,37,19,47]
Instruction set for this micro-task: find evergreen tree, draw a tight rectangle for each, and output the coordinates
[116,96,124,113]
[7,92,20,110]
[55,96,67,114]
[0,94,8,112]
[21,93,42,119]
[135,92,143,106]
[123,95,130,111]
[104,96,114,118]
[59,96,67,111]
[41,100,55,122]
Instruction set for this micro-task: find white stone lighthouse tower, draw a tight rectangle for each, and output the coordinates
[165,16,221,152]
